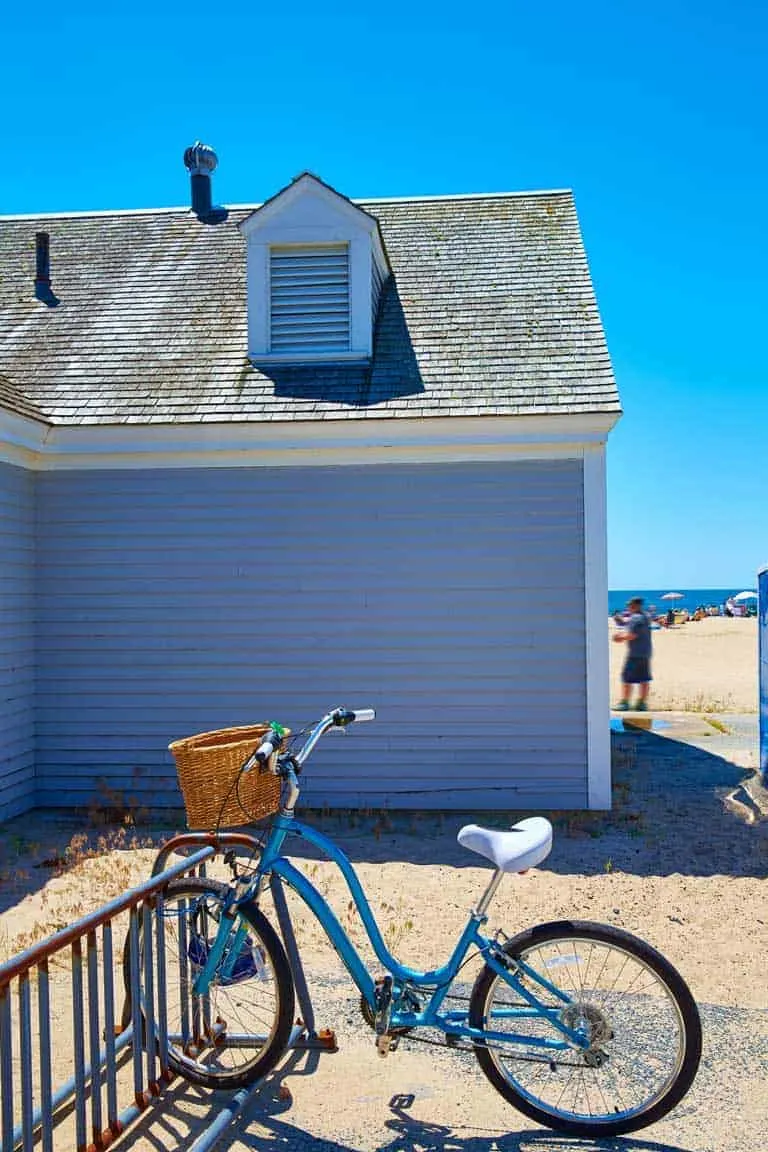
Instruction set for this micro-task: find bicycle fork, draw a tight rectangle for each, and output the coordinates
[191,902,253,996]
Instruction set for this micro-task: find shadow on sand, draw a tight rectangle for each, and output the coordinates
[102,1043,700,1152]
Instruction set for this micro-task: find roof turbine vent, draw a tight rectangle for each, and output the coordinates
[183,141,219,221]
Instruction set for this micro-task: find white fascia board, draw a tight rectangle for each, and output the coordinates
[0,408,51,466]
[583,444,611,809]
[0,411,618,470]
[239,175,376,239]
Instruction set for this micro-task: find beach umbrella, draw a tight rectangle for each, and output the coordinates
[660,592,684,600]
[733,590,758,602]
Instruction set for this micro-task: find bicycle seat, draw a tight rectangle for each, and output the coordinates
[457,818,553,873]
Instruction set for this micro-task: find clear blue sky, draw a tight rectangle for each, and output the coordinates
[3,1,766,588]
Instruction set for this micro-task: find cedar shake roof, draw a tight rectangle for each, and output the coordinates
[0,191,620,426]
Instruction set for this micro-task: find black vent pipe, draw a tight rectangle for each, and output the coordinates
[35,232,51,292]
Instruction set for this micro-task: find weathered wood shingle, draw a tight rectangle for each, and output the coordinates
[0,192,619,425]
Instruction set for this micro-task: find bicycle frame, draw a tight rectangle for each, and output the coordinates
[191,814,586,1053]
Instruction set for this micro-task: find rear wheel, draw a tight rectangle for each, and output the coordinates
[127,876,295,1089]
[469,921,701,1138]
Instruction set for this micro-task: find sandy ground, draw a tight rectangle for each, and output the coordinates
[1,617,767,1151]
[609,614,758,712]
[2,804,767,1152]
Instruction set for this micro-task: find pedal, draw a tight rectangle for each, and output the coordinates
[375,1031,400,1057]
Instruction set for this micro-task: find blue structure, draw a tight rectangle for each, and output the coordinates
[760,567,768,784]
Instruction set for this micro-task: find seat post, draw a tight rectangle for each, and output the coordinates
[473,867,504,918]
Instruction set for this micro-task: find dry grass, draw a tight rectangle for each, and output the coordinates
[651,690,740,713]
[0,824,164,963]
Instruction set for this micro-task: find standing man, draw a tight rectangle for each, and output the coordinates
[613,596,652,711]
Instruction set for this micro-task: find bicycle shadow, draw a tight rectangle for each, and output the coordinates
[101,1043,701,1152]
[229,1091,699,1152]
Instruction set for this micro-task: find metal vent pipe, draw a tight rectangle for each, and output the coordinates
[183,142,218,220]
[35,232,51,292]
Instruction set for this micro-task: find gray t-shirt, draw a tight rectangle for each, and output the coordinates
[627,612,652,659]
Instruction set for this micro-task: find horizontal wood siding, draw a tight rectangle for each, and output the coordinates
[35,461,586,811]
[0,462,35,821]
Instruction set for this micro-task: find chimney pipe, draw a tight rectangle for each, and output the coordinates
[35,232,51,293]
[183,142,218,220]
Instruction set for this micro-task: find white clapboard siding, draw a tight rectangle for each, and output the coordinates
[270,245,350,353]
[0,462,35,820]
[35,460,587,811]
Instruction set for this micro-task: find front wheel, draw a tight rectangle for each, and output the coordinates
[126,876,295,1090]
[469,920,701,1138]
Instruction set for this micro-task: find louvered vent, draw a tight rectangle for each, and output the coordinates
[270,245,350,354]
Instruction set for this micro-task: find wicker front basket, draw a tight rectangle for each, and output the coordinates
[169,724,288,830]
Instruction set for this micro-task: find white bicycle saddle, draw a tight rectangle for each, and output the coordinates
[457,817,553,873]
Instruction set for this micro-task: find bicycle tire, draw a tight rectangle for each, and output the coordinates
[125,876,295,1090]
[469,920,701,1138]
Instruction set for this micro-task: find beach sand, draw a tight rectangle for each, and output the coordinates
[609,613,758,712]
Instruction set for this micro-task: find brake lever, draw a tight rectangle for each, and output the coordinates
[279,752,302,775]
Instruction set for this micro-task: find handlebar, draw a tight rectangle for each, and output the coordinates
[241,707,375,774]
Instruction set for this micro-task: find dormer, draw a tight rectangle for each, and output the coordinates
[239,173,390,363]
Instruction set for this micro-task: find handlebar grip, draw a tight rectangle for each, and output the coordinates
[351,708,376,723]
[242,738,276,773]
[332,707,377,727]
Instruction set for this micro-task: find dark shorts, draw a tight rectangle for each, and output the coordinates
[622,656,652,684]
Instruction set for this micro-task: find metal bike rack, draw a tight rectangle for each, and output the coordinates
[0,847,212,1152]
[0,831,335,1152]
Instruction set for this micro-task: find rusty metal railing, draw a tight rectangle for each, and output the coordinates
[0,847,214,1152]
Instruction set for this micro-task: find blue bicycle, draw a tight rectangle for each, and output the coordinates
[147,707,702,1139]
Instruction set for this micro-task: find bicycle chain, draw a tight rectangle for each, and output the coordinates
[398,1031,588,1067]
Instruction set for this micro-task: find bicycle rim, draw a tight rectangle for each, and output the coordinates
[473,925,699,1134]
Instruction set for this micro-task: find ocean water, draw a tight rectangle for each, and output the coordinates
[608,588,757,616]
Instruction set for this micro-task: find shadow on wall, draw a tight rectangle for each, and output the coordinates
[259,278,425,406]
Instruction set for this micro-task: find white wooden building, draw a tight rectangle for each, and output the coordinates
[0,150,621,820]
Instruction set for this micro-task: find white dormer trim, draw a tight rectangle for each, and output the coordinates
[239,174,389,363]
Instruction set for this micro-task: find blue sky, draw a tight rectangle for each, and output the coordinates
[3,1,765,588]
